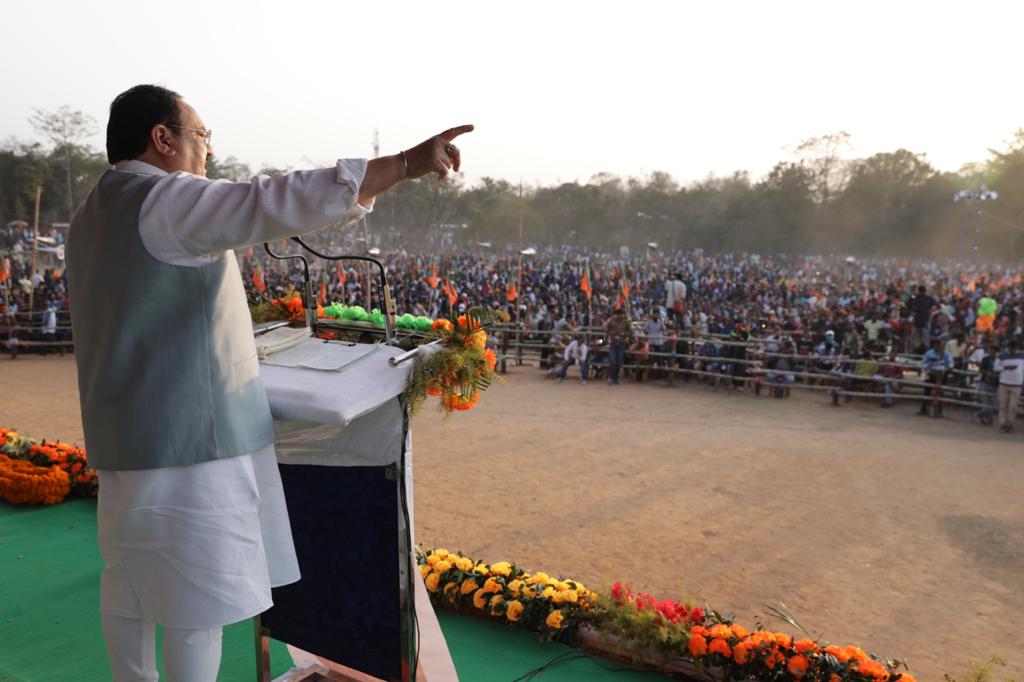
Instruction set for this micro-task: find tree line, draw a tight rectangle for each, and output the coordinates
[3,108,1022,261]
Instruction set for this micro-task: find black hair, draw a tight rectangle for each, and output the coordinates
[106,84,183,164]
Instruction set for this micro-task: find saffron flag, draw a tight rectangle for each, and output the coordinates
[0,257,9,284]
[507,280,517,302]
[319,279,327,305]
[614,277,629,310]
[443,277,458,307]
[580,264,592,302]
[428,264,439,290]
[337,262,347,285]
[252,266,266,293]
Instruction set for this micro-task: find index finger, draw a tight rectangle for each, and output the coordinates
[440,124,475,142]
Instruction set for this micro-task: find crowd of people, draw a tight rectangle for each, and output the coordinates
[3,234,1022,430]
[241,238,1023,431]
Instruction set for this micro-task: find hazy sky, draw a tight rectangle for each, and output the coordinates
[3,0,1022,187]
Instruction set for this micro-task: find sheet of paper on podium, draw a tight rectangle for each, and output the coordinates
[260,340,411,426]
[262,337,384,371]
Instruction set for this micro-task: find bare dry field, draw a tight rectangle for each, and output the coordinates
[3,354,1022,680]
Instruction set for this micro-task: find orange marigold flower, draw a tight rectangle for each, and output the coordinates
[708,638,731,657]
[765,650,785,669]
[855,659,888,679]
[460,579,478,595]
[730,623,749,639]
[823,645,848,661]
[773,632,792,649]
[843,646,869,663]
[687,634,708,657]
[794,639,818,654]
[432,319,454,333]
[899,675,917,682]
[733,641,752,664]
[443,392,480,411]
[483,348,497,372]
[787,654,809,678]
[708,624,732,640]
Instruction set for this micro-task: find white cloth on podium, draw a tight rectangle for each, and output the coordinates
[260,342,409,426]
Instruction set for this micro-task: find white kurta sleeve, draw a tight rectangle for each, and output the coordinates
[140,159,369,265]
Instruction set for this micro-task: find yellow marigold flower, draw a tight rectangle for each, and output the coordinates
[425,573,441,592]
[522,585,537,598]
[454,557,473,572]
[434,560,452,573]
[530,572,551,585]
[489,561,512,577]
[545,610,564,629]
[483,577,502,594]
[507,579,524,594]
[506,600,524,622]
[460,579,478,595]
[426,555,441,566]
[433,549,449,559]
[540,586,555,600]
[443,582,457,595]
[472,589,487,610]
[558,590,578,604]
[473,562,490,575]
[419,564,431,579]
[489,595,504,612]
[556,581,573,591]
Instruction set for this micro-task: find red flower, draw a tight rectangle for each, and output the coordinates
[610,581,633,602]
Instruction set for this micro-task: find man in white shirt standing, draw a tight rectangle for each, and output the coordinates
[666,272,686,325]
[994,339,1023,433]
[68,84,472,682]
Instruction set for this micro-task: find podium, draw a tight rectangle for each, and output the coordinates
[254,338,455,682]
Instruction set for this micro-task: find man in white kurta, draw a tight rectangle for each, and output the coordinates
[70,84,472,682]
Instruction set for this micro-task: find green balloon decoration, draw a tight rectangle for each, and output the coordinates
[978,297,997,317]
[414,316,435,332]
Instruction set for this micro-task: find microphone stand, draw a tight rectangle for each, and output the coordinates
[263,238,398,345]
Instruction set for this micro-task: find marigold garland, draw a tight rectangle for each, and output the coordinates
[0,428,98,503]
[0,454,70,505]
[418,549,917,682]
[405,308,508,416]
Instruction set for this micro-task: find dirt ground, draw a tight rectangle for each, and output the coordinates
[3,355,1022,680]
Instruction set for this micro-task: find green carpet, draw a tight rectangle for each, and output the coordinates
[1,498,656,681]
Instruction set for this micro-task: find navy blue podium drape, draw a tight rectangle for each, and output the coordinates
[262,463,401,680]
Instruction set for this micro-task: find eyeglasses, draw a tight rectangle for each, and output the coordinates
[166,124,213,147]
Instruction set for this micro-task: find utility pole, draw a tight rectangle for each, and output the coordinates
[28,186,42,321]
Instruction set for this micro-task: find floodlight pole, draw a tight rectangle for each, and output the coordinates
[954,183,997,262]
